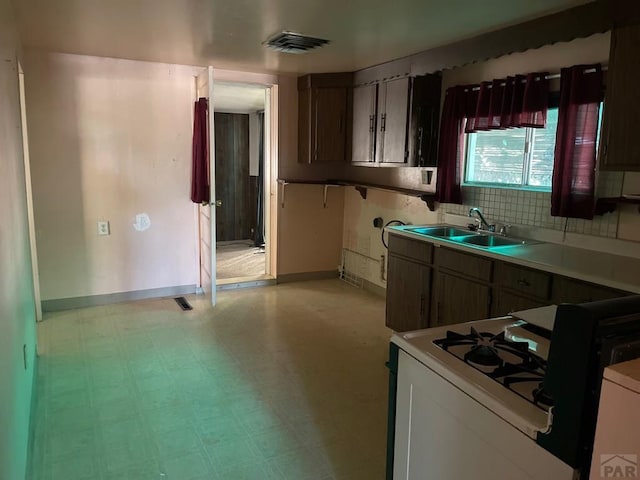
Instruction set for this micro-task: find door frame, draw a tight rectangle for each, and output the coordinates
[17,59,42,322]
[195,75,278,297]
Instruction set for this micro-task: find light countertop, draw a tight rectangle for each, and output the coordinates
[387,225,640,294]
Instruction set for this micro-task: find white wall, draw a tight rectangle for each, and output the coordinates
[24,52,202,301]
[0,1,38,478]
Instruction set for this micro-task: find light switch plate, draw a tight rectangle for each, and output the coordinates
[97,221,110,236]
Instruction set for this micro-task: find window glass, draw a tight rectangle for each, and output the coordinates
[464,108,558,189]
[529,108,558,187]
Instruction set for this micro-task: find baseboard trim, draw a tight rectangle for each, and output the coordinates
[363,278,386,297]
[41,284,197,312]
[277,270,339,284]
[217,278,277,291]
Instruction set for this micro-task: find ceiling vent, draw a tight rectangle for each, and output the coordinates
[263,31,329,54]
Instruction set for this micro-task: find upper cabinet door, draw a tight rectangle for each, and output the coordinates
[314,87,348,163]
[352,84,378,164]
[297,73,353,164]
[377,77,411,164]
[601,24,640,171]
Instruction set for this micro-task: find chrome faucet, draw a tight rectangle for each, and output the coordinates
[468,207,495,232]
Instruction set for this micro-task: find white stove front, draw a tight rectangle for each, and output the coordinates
[393,349,576,480]
[392,316,552,438]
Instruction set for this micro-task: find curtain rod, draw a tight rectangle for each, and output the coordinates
[467,66,607,91]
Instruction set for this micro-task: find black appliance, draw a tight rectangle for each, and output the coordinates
[536,296,640,478]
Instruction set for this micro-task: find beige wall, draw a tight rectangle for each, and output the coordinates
[441,33,610,90]
[0,1,38,478]
[275,75,348,275]
[277,184,345,275]
[25,52,202,300]
[342,188,439,288]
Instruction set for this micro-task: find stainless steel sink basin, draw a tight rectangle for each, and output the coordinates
[407,226,472,238]
[458,235,526,248]
[402,224,534,250]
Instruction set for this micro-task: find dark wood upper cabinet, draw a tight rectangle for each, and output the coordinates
[298,73,353,164]
[408,74,442,167]
[351,73,441,167]
[351,84,378,164]
[600,23,640,171]
[376,77,411,165]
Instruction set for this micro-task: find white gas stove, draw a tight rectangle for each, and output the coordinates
[388,305,577,480]
[392,306,556,439]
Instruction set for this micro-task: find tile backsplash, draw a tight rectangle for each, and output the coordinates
[443,172,623,238]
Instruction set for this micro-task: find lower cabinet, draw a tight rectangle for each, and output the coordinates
[552,276,627,304]
[433,271,491,327]
[491,290,546,317]
[386,254,431,331]
[385,233,631,332]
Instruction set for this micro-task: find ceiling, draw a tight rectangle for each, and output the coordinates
[13,0,593,74]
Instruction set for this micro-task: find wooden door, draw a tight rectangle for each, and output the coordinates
[214,113,252,242]
[378,77,410,164]
[352,84,377,163]
[434,272,490,327]
[386,255,431,332]
[601,24,640,171]
[314,87,347,163]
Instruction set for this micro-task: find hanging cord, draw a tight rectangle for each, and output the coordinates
[381,220,407,249]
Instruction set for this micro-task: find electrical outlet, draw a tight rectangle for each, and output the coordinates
[97,221,110,236]
[421,169,434,185]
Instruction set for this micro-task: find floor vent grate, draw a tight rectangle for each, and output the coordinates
[174,297,193,311]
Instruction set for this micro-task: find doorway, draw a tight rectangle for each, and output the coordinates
[195,76,277,297]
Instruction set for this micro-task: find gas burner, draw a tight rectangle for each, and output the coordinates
[435,327,532,369]
[465,344,503,367]
[434,326,550,410]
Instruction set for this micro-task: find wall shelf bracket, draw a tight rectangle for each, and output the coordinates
[323,184,341,208]
[420,195,436,211]
[355,186,368,200]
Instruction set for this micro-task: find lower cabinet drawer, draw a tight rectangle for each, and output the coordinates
[388,234,433,264]
[436,247,492,281]
[494,262,551,300]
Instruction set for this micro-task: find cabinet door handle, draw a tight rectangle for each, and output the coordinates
[381,113,386,132]
[419,294,425,316]
[369,114,374,133]
[517,279,531,287]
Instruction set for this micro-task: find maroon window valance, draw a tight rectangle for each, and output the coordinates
[436,71,550,204]
[465,72,549,132]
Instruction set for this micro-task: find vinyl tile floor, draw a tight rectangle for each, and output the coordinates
[29,280,391,480]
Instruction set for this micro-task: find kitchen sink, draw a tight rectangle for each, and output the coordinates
[457,235,526,248]
[407,226,473,238]
[402,224,533,249]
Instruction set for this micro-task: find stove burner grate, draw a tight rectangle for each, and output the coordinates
[434,327,553,410]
